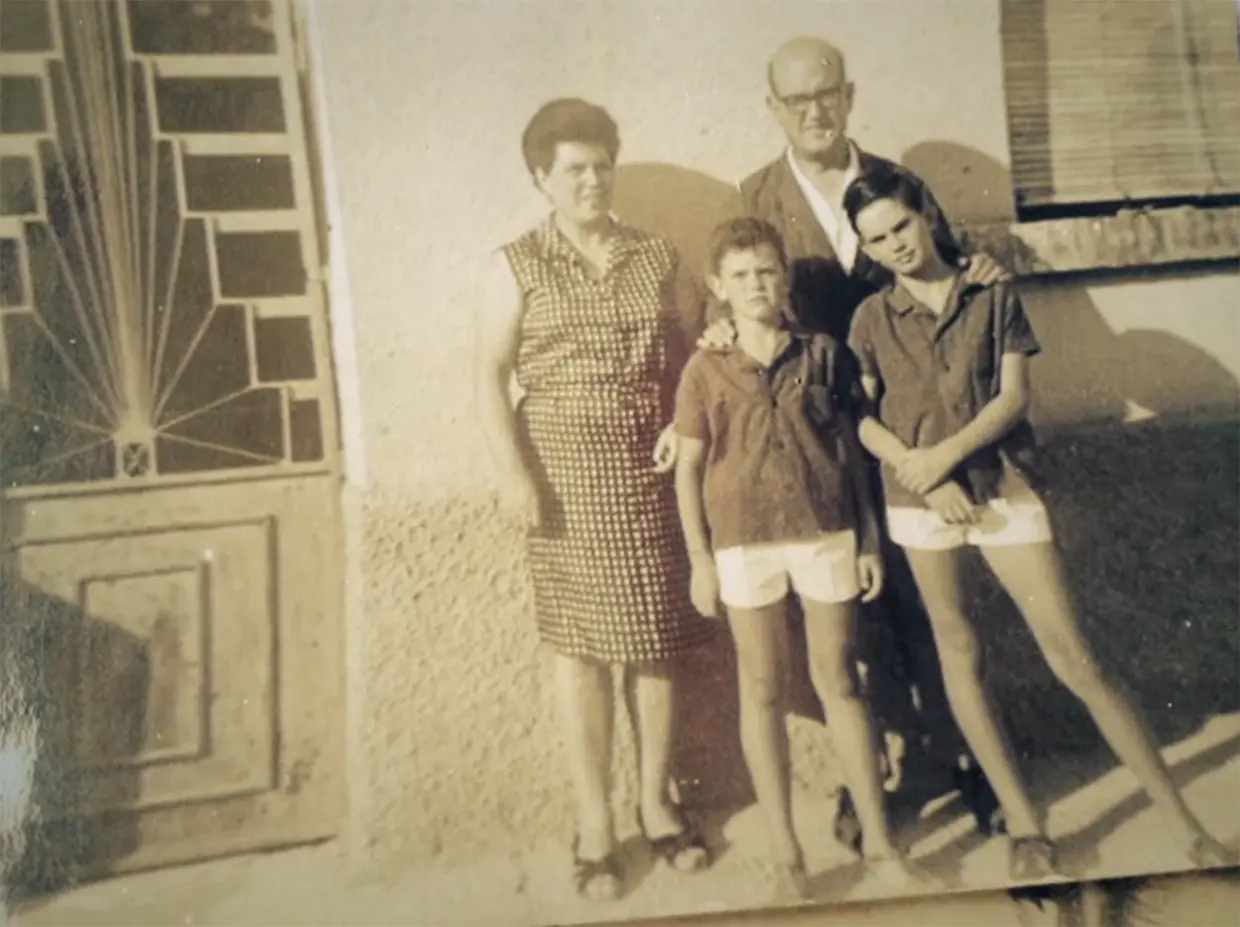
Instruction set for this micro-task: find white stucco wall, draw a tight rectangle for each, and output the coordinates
[309,0,1240,869]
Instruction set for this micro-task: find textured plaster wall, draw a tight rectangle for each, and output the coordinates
[311,0,1240,867]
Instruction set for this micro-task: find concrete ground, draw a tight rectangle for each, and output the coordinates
[11,713,1240,927]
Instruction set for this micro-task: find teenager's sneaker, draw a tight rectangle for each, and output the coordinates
[1008,835,1059,882]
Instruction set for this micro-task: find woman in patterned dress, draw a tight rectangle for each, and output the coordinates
[475,99,717,900]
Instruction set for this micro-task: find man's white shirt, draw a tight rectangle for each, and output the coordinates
[785,141,862,273]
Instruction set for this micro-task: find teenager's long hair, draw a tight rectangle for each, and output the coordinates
[841,164,961,270]
[841,165,927,234]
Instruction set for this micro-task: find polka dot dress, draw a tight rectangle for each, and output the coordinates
[503,217,716,664]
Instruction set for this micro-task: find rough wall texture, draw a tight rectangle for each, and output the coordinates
[312,0,1240,868]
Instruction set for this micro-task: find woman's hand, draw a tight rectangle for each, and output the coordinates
[652,424,678,473]
[924,482,978,526]
[857,553,884,603]
[696,318,737,351]
[960,251,1011,287]
[895,446,959,496]
[689,555,723,619]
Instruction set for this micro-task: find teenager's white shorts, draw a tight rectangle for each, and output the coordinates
[886,492,1053,552]
[714,530,860,610]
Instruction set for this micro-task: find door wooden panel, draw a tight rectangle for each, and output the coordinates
[21,521,276,812]
[3,475,344,876]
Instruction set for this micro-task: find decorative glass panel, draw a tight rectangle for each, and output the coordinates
[0,0,334,488]
[254,316,315,381]
[0,156,38,215]
[127,0,277,55]
[157,388,283,472]
[183,155,295,211]
[215,231,305,297]
[0,0,54,51]
[288,397,323,463]
[0,238,23,305]
[155,77,286,133]
[0,76,46,133]
[1,313,118,486]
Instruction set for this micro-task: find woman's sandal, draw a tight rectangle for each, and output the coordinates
[571,837,623,901]
[640,807,712,873]
[1008,835,1060,882]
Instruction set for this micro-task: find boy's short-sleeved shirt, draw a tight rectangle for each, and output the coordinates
[674,333,864,551]
[847,279,1041,509]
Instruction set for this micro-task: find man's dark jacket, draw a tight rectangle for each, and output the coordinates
[734,148,966,344]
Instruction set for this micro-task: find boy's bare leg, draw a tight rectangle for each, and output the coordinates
[803,597,902,860]
[903,547,1044,842]
[982,542,1231,864]
[727,601,803,870]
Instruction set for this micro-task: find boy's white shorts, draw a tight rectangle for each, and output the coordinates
[714,530,860,610]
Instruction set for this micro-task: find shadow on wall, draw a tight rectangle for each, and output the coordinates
[0,500,146,904]
[614,162,743,280]
[612,152,1240,836]
[902,140,1240,425]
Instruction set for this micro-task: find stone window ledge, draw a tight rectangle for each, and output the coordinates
[957,205,1240,277]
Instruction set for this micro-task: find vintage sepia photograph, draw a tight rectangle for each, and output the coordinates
[1,1,1238,925]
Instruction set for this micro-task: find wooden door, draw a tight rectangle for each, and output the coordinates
[0,0,344,877]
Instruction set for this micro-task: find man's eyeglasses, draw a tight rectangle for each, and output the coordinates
[775,85,846,115]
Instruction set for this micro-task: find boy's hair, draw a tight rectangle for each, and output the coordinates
[706,216,789,277]
[842,165,926,234]
[520,98,621,176]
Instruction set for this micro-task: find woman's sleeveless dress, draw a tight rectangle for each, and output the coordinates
[502,217,714,664]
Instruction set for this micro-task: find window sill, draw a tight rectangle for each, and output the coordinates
[957,205,1240,277]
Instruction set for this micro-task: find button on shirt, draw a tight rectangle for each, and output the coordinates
[674,334,864,551]
[847,279,1042,509]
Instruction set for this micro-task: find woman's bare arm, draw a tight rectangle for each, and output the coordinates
[473,250,535,483]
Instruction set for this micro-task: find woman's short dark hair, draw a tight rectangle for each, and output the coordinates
[842,165,927,233]
[520,98,620,176]
[707,216,788,276]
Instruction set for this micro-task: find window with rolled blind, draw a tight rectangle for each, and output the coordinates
[1000,0,1240,217]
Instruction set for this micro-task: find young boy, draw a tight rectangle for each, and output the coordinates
[673,217,920,901]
